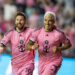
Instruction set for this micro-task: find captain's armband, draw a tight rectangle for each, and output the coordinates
[29,40,35,45]
[0,43,5,47]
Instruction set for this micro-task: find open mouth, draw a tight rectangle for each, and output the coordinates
[18,23,21,25]
[46,25,49,27]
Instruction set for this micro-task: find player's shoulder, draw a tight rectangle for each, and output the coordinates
[55,28,65,35]
[25,27,35,32]
[5,28,14,36]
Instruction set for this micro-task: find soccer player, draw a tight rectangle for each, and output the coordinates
[0,12,34,75]
[26,12,71,75]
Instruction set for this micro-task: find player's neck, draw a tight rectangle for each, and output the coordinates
[16,27,25,32]
[45,28,53,32]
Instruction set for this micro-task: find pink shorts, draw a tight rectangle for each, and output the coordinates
[39,62,61,75]
[12,63,34,75]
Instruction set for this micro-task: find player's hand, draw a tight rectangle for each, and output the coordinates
[0,47,4,53]
[52,46,58,53]
[0,44,4,53]
[32,43,39,50]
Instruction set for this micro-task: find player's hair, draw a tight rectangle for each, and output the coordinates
[16,12,26,20]
[44,11,56,20]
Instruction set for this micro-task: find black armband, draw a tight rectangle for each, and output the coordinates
[59,43,62,46]
[29,40,35,45]
[0,43,5,47]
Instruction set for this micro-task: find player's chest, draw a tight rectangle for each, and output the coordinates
[11,32,30,45]
[37,31,60,45]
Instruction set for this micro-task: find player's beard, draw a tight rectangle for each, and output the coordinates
[45,24,52,32]
[16,23,25,30]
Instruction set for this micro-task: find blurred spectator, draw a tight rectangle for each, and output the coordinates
[35,0,45,15]
[0,7,7,33]
[28,9,42,28]
[64,11,73,25]
[0,7,14,33]
[64,0,74,13]
[0,0,4,6]
[25,3,35,17]
[16,0,26,12]
[4,0,17,21]
[40,0,58,14]
[25,0,35,6]
[68,21,75,58]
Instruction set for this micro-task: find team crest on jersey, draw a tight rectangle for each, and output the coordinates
[18,40,25,52]
[43,40,50,53]
[25,68,33,75]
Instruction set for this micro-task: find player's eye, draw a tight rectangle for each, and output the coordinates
[16,19,19,21]
[44,19,47,21]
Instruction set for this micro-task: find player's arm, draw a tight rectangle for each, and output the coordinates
[26,40,39,50]
[0,43,5,53]
[53,42,71,53]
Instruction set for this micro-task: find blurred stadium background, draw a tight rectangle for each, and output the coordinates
[0,0,75,75]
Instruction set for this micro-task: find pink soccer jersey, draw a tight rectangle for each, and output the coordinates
[30,27,70,75]
[0,27,34,75]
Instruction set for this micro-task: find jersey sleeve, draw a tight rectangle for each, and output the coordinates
[0,31,12,46]
[59,32,70,44]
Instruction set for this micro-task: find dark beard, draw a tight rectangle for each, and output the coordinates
[16,24,25,30]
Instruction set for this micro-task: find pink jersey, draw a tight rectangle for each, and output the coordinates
[0,27,34,74]
[30,27,70,75]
